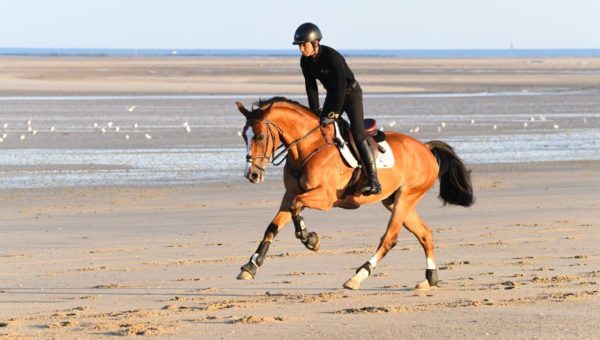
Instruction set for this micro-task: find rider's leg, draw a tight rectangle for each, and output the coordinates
[344,86,381,196]
[356,138,381,195]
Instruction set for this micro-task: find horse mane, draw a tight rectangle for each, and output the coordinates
[251,96,317,119]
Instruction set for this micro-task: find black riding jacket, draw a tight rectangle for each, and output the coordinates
[300,45,356,116]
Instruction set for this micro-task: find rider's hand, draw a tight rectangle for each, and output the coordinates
[320,111,338,126]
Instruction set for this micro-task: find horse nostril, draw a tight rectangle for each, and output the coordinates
[251,172,259,180]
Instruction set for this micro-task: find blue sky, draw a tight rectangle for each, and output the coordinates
[1,0,599,49]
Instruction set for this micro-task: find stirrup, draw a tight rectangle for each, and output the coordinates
[360,181,381,196]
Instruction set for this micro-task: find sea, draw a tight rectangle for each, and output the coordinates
[0,49,599,189]
[2,48,600,58]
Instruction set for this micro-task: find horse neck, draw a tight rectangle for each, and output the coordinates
[268,104,324,161]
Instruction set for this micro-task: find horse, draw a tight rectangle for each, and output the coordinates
[235,97,474,290]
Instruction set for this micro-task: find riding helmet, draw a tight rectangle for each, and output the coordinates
[292,22,322,45]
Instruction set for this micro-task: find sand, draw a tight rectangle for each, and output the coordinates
[0,56,599,339]
[2,56,600,95]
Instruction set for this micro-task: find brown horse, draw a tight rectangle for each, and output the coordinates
[236,97,474,290]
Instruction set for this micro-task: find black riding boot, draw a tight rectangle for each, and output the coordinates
[357,139,382,195]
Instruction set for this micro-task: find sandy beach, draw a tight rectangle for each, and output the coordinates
[1,56,599,338]
[2,56,600,95]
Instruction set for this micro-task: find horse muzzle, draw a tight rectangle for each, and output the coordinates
[244,161,266,184]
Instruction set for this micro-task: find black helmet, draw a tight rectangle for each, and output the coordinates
[292,22,322,45]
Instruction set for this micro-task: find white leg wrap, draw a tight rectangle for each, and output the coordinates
[426,257,436,270]
[251,253,259,266]
[354,268,369,282]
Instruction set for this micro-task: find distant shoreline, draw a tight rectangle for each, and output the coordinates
[1,56,599,96]
[2,48,600,58]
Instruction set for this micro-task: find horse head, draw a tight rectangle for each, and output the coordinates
[237,101,282,184]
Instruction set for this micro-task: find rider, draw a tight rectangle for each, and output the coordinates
[293,22,381,196]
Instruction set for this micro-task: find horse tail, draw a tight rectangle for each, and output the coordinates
[426,140,474,207]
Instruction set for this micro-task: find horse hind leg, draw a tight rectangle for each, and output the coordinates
[343,214,402,290]
[381,189,399,212]
[343,190,409,290]
[403,210,438,286]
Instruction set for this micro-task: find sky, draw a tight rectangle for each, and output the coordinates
[1,0,599,50]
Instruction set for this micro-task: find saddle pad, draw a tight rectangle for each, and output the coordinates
[334,121,395,169]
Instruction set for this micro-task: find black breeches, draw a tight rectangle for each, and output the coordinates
[342,85,365,143]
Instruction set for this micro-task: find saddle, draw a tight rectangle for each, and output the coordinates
[333,118,395,196]
[333,118,393,168]
[339,118,386,158]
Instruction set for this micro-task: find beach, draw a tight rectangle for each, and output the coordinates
[2,56,600,95]
[1,56,599,338]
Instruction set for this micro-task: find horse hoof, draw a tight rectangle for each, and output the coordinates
[426,269,438,287]
[343,278,360,290]
[237,269,254,280]
[304,232,320,252]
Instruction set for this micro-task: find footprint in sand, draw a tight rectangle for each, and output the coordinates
[47,321,78,329]
[414,280,438,296]
[285,271,306,276]
[228,316,286,324]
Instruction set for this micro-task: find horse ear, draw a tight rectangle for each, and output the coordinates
[236,101,251,117]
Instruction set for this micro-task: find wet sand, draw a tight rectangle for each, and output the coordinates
[0,57,599,338]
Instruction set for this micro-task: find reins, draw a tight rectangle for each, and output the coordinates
[271,123,328,166]
[245,118,334,169]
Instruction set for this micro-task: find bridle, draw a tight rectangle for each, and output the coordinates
[243,118,333,171]
[243,119,283,172]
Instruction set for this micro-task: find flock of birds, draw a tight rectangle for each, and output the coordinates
[0,120,45,143]
[233,114,567,138]
[0,105,194,143]
[393,115,563,134]
[1,105,578,144]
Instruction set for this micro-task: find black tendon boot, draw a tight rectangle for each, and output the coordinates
[357,139,382,195]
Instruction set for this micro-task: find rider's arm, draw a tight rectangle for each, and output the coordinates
[321,52,347,118]
[301,58,320,113]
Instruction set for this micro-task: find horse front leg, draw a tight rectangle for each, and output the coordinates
[290,186,336,252]
[237,193,293,280]
[291,214,320,251]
